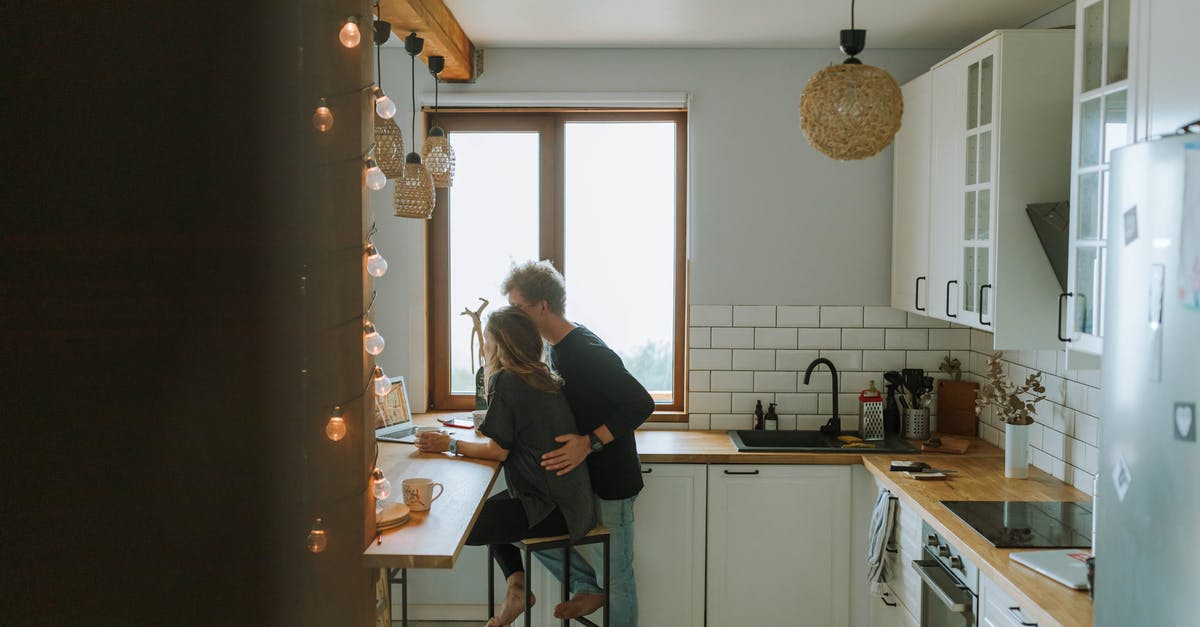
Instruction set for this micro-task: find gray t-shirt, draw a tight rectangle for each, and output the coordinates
[481,371,596,542]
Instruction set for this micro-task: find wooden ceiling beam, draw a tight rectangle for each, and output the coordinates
[380,0,476,82]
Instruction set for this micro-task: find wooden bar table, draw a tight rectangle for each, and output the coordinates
[363,414,500,626]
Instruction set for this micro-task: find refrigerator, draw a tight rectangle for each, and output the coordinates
[1097,132,1200,626]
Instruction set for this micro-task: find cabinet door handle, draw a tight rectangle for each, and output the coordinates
[885,546,899,553]
[641,467,653,474]
[915,276,927,311]
[945,280,958,318]
[978,284,992,326]
[723,469,760,475]
[1007,606,1038,626]
[880,593,898,607]
[1057,292,1074,342]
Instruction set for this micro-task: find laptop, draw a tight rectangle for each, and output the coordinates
[375,376,416,443]
[1010,549,1092,590]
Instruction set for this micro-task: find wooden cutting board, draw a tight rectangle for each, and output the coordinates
[921,434,973,454]
[937,379,979,436]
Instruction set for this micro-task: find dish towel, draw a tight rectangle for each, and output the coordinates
[866,488,898,594]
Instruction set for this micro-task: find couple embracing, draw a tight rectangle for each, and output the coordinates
[416,260,654,626]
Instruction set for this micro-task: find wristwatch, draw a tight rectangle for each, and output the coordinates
[587,432,604,453]
[448,439,459,456]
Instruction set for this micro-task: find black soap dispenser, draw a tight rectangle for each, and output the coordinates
[764,403,779,431]
[753,400,765,430]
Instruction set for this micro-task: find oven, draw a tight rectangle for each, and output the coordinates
[911,522,979,627]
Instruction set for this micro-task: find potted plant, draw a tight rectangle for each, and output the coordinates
[975,352,1046,478]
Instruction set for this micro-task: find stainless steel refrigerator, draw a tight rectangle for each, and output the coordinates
[1097,132,1200,626]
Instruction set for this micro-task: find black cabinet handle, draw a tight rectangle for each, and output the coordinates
[1057,292,1074,342]
[885,546,899,554]
[1007,606,1038,626]
[978,284,992,326]
[723,469,760,475]
[641,467,653,474]
[915,276,927,311]
[945,280,958,318]
[881,593,898,607]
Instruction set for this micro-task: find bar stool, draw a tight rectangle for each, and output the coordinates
[488,526,611,627]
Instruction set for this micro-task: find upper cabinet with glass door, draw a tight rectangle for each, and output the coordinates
[1064,0,1131,358]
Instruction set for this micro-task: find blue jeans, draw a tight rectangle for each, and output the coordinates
[534,495,638,627]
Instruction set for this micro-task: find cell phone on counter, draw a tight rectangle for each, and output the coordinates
[437,416,475,429]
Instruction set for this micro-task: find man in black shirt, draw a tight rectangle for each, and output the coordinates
[503,260,654,625]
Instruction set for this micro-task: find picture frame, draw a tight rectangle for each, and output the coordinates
[374,376,412,429]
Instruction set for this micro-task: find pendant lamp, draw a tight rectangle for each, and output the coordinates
[393,32,436,219]
[799,0,903,161]
[371,13,405,177]
[421,55,456,188]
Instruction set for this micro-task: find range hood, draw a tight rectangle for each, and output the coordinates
[1025,201,1070,292]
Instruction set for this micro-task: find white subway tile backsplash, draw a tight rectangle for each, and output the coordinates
[817,393,862,415]
[1036,350,1059,375]
[818,349,863,371]
[691,305,732,327]
[1075,413,1099,446]
[928,328,972,350]
[970,329,994,351]
[688,392,731,413]
[906,313,950,328]
[841,328,885,349]
[711,370,754,392]
[862,350,908,372]
[688,327,711,349]
[733,349,776,371]
[732,392,772,414]
[687,413,711,430]
[905,350,948,372]
[839,371,877,394]
[795,328,841,348]
[886,329,928,350]
[776,349,821,370]
[755,371,797,392]
[1041,423,1067,457]
[820,306,864,328]
[688,371,710,392]
[711,327,755,349]
[690,348,732,370]
[1065,380,1090,411]
[755,327,798,349]
[777,306,820,327]
[864,306,909,328]
[710,414,752,431]
[734,305,776,327]
[773,393,819,414]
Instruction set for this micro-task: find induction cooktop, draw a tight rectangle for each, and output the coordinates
[940,500,1092,549]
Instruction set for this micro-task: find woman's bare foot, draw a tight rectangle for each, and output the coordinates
[486,573,535,627]
[553,592,604,619]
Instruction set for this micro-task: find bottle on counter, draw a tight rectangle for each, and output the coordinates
[764,402,779,431]
[753,400,765,430]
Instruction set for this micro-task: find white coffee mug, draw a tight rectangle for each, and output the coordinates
[402,478,444,512]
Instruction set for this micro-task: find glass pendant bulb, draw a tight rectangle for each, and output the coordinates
[372,467,392,501]
[363,322,386,355]
[311,98,334,132]
[339,17,361,48]
[365,244,388,277]
[325,406,347,442]
[373,367,392,397]
[364,158,387,191]
[372,85,396,120]
[307,517,328,553]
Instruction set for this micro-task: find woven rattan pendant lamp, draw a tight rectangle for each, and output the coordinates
[371,14,405,177]
[393,32,436,219]
[799,0,903,161]
[421,56,456,188]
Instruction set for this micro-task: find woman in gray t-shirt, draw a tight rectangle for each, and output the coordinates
[415,307,595,627]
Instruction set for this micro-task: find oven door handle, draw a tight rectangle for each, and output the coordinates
[911,559,971,613]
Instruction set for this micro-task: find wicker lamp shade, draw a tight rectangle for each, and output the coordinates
[393,153,436,219]
[421,127,456,188]
[799,62,903,161]
[374,115,405,178]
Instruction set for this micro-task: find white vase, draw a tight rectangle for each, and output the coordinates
[1005,423,1030,478]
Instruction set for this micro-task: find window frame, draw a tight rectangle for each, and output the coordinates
[425,109,688,421]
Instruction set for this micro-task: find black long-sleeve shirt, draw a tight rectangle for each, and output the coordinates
[548,326,655,500]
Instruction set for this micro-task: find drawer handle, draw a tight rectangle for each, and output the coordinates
[641,467,653,474]
[880,593,898,607]
[1007,606,1038,626]
[723,469,760,475]
[915,276,927,311]
[978,284,992,326]
[946,280,958,318]
[1057,292,1074,342]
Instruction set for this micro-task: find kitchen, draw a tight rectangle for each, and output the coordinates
[5,1,1195,626]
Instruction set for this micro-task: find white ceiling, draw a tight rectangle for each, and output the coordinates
[441,0,1071,50]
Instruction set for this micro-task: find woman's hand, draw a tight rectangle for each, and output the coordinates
[415,430,451,454]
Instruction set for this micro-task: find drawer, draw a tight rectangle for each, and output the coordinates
[981,576,1041,627]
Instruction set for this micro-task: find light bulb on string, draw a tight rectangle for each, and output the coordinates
[372,467,392,501]
[372,85,396,120]
[373,366,392,397]
[325,405,347,442]
[363,322,386,355]
[311,98,334,132]
[364,158,387,191]
[339,17,361,48]
[365,244,388,277]
[307,517,328,553]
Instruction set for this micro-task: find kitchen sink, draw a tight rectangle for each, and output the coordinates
[729,430,919,453]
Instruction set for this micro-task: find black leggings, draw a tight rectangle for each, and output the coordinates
[466,491,569,579]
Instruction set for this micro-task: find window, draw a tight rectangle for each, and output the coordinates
[427,110,687,419]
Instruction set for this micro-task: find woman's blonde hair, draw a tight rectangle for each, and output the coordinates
[484,306,562,394]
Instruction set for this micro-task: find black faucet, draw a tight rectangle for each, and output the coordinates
[803,358,841,436]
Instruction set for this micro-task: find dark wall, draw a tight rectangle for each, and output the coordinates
[2,1,375,624]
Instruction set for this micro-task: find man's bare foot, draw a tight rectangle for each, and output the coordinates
[552,592,604,619]
[486,574,535,627]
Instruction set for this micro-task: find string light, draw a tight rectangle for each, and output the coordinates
[371,467,392,501]
[364,158,387,191]
[307,517,329,553]
[373,366,392,397]
[339,17,362,48]
[325,406,347,442]
[312,98,334,132]
[365,243,388,277]
[371,85,396,120]
[363,321,386,355]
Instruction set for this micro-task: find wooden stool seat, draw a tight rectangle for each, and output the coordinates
[518,526,610,547]
[489,525,611,627]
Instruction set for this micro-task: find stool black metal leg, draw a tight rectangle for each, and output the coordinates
[487,545,495,621]
[524,545,533,627]
[401,568,408,627]
[602,535,610,627]
[561,545,571,627]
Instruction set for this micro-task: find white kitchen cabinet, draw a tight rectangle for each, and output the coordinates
[891,72,933,316]
[634,463,706,627]
[1131,0,1200,141]
[979,574,1041,627]
[927,30,1074,347]
[707,464,850,627]
[868,589,920,627]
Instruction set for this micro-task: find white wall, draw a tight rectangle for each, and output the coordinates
[373,47,951,409]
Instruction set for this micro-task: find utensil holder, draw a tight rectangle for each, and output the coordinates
[903,407,930,440]
[860,400,885,440]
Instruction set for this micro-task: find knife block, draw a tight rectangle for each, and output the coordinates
[936,379,980,436]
